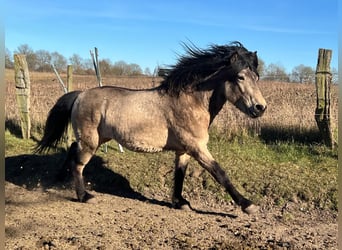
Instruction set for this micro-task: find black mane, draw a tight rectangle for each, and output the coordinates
[159,41,259,96]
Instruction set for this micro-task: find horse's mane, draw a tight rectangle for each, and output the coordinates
[159,41,259,96]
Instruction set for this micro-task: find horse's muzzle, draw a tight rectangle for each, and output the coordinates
[248,104,267,118]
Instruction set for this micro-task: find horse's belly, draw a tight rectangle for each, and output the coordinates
[121,130,168,153]
[101,123,170,153]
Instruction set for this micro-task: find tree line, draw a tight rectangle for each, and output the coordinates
[5,44,337,83]
[5,44,151,76]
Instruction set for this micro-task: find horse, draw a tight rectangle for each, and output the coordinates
[35,42,267,214]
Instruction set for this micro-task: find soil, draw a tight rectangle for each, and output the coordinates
[5,181,337,250]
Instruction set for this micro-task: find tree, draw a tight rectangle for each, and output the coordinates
[127,63,142,76]
[99,59,113,75]
[35,49,52,71]
[257,58,265,77]
[263,63,289,82]
[144,67,152,76]
[15,44,37,70]
[5,48,13,69]
[50,52,67,71]
[112,60,128,75]
[82,59,95,74]
[291,64,315,83]
[69,54,84,74]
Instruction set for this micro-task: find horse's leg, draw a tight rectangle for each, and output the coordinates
[71,141,97,203]
[192,146,258,214]
[56,142,78,183]
[172,153,191,209]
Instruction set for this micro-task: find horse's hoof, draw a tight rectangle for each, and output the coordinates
[242,204,259,214]
[80,192,97,204]
[85,196,97,204]
[178,203,192,211]
[172,198,192,211]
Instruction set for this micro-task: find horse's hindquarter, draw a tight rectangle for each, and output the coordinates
[93,87,171,152]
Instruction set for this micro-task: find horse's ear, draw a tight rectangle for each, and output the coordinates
[230,52,239,63]
[254,51,257,55]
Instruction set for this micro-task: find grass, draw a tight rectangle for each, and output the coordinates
[209,133,337,210]
[5,129,337,211]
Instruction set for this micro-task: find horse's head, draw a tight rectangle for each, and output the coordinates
[224,52,267,118]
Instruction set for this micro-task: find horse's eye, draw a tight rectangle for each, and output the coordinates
[237,76,245,81]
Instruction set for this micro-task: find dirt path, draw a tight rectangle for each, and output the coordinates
[5,181,336,249]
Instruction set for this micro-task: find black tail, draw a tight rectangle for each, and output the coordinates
[34,91,82,153]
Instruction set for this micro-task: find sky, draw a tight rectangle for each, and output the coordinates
[5,0,338,73]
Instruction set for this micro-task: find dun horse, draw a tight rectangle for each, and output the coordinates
[36,42,267,214]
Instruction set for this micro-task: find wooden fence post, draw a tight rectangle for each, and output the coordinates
[315,48,333,149]
[14,54,31,139]
[66,65,73,147]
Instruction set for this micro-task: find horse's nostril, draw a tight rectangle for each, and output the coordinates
[255,104,266,112]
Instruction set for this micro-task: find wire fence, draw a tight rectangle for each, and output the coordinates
[260,73,338,84]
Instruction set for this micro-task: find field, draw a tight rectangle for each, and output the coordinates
[5,69,338,249]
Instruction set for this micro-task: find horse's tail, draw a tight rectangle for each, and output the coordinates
[34,90,82,153]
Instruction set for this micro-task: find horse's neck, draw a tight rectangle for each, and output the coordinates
[194,82,227,125]
[206,87,227,124]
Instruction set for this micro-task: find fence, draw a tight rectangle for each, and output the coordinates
[315,49,334,148]
[260,73,338,84]
[6,53,338,147]
[13,54,31,139]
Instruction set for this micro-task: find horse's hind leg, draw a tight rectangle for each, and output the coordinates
[64,139,97,203]
[172,153,191,209]
[56,142,78,183]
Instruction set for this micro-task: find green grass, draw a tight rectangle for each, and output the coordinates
[208,134,337,210]
[5,130,37,155]
[5,129,337,211]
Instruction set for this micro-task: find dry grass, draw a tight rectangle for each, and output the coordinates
[5,69,338,143]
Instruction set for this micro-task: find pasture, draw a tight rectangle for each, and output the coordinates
[5,69,338,249]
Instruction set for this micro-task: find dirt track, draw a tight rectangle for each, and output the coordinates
[5,180,337,249]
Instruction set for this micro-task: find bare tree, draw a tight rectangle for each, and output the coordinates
[112,60,128,75]
[50,52,67,71]
[257,58,265,77]
[127,63,142,76]
[69,54,84,74]
[35,50,52,71]
[15,44,37,70]
[99,59,113,75]
[144,67,152,76]
[263,63,289,82]
[291,64,315,83]
[82,59,95,74]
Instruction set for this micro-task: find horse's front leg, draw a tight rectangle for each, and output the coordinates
[172,152,191,209]
[192,146,258,214]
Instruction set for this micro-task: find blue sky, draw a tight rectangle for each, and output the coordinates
[5,0,338,73]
